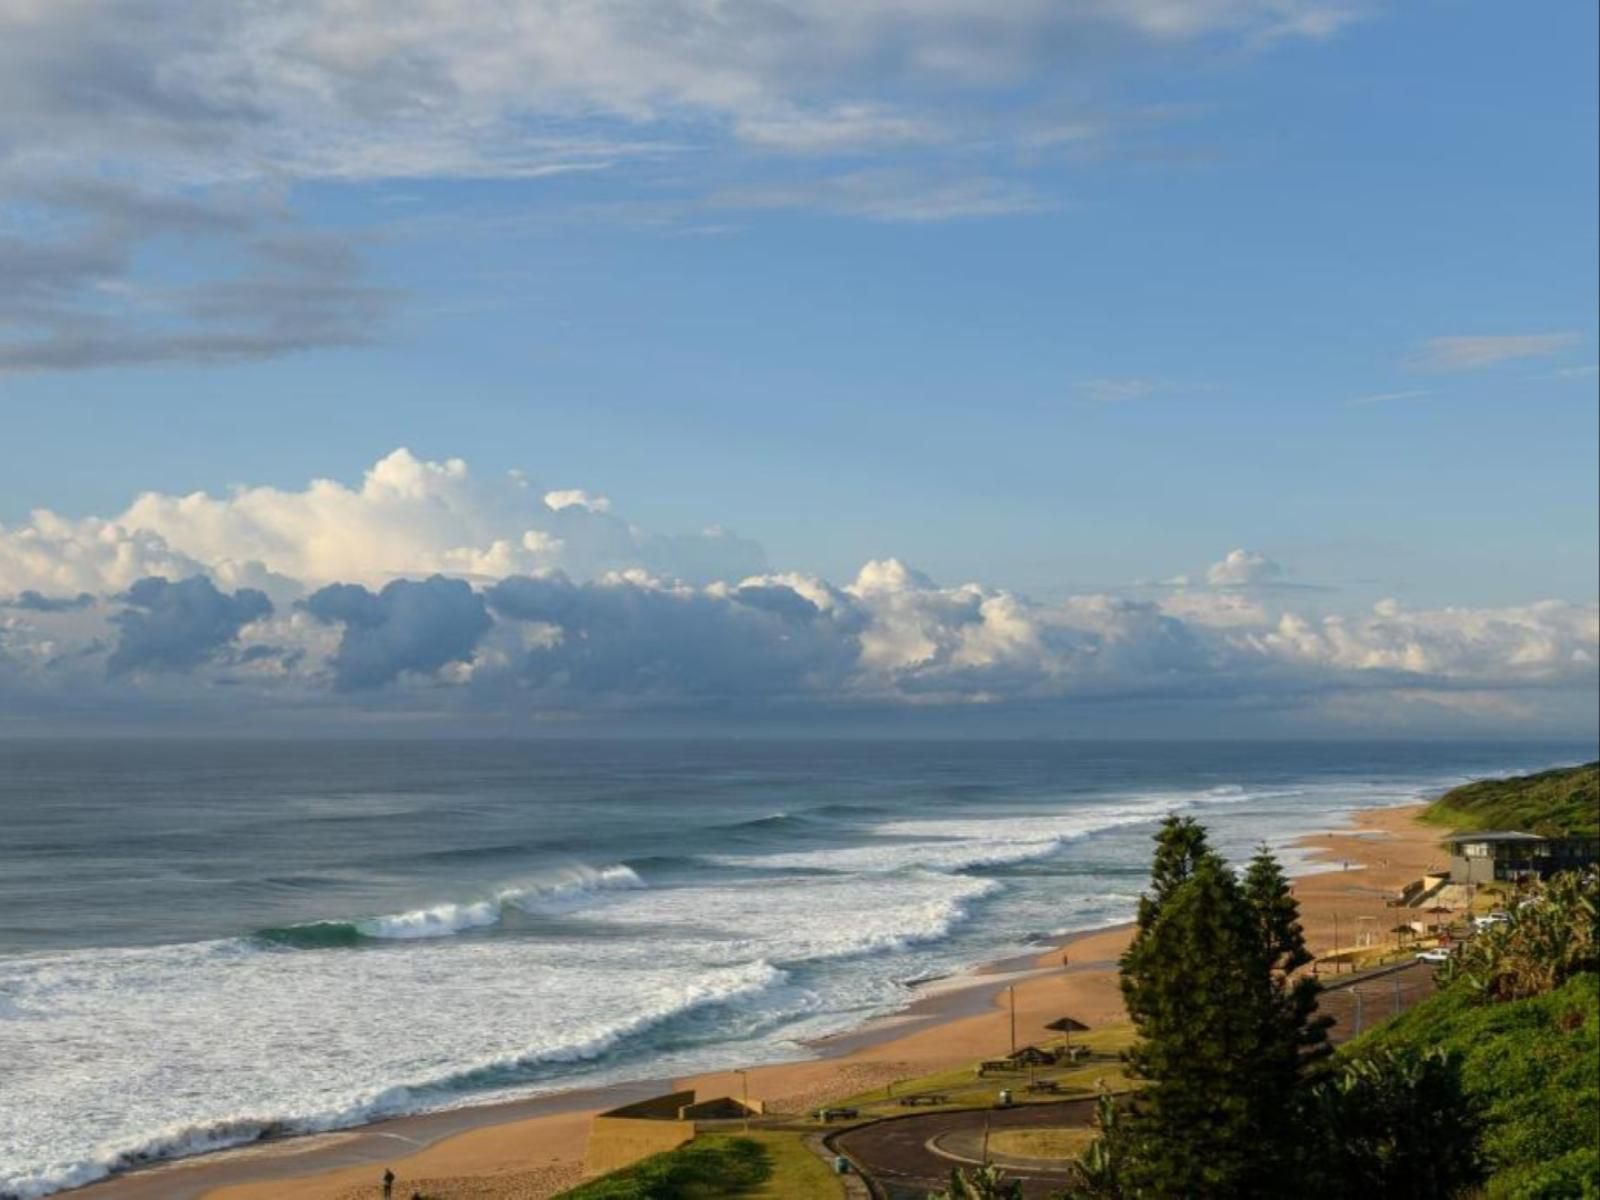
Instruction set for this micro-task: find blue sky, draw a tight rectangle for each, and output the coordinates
[0,0,1595,735]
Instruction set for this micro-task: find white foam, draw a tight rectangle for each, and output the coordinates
[355,863,644,939]
[709,784,1275,877]
[0,940,777,1199]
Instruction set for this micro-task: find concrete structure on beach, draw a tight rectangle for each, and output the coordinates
[582,1089,765,1178]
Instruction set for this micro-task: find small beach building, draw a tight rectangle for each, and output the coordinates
[1444,831,1600,884]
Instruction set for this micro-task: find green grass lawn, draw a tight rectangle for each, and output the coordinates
[559,1131,843,1200]
[824,1024,1137,1118]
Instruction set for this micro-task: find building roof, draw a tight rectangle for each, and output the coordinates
[1445,830,1546,845]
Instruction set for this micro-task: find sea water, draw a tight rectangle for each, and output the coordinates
[1,738,1590,1197]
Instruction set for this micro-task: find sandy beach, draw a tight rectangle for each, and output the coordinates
[71,802,1448,1200]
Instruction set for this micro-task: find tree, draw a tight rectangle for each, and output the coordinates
[1136,815,1214,932]
[1243,845,1333,1074]
[1062,1093,1127,1199]
[1118,853,1287,1196]
[1113,835,1338,1196]
[929,1163,1023,1199]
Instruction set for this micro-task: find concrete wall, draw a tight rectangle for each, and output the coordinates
[583,1090,697,1178]
[1450,854,1494,884]
[678,1095,764,1120]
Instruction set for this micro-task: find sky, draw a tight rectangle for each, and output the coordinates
[0,0,1596,737]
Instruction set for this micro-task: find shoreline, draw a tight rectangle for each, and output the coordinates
[68,802,1446,1200]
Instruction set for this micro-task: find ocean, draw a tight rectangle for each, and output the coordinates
[1,737,1591,1197]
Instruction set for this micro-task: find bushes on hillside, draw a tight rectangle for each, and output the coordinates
[1302,1046,1485,1198]
[1057,821,1598,1200]
[1454,871,1599,1001]
[1351,970,1599,1199]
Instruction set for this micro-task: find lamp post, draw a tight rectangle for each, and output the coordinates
[734,1068,749,1132]
[1007,984,1017,1057]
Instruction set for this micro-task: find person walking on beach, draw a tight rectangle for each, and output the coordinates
[382,1168,395,1199]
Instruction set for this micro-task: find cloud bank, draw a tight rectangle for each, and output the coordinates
[0,449,1594,734]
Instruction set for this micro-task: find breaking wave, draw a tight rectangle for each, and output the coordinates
[255,864,644,948]
[0,958,781,1200]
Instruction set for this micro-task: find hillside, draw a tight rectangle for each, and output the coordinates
[1347,971,1599,1198]
[1421,762,1600,836]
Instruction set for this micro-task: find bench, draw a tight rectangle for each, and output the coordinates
[1025,1080,1062,1094]
[898,1094,949,1107]
[977,1060,1019,1076]
[813,1107,859,1123]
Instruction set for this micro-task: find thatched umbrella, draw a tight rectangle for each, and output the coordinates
[1045,1015,1089,1058]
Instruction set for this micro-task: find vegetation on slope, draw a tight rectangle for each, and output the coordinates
[1347,972,1599,1198]
[1421,762,1599,836]
[1053,819,1598,1200]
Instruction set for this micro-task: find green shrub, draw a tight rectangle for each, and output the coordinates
[1349,972,1600,1198]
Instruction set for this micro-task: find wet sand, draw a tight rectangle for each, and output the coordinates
[70,803,1445,1200]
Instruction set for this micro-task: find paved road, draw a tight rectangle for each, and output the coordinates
[834,1098,1097,1199]
[1318,959,1438,1043]
[836,962,1440,1198]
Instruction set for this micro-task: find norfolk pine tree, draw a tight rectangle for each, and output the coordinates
[1112,827,1332,1196]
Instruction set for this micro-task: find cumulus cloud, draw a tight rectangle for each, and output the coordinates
[0,448,766,597]
[1206,548,1285,587]
[303,575,492,690]
[484,571,860,702]
[1412,332,1582,371]
[107,576,272,676]
[0,453,1593,731]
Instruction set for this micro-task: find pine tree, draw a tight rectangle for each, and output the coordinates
[1118,853,1284,1196]
[1135,814,1214,932]
[1241,845,1334,1179]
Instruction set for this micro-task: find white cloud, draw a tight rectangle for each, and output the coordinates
[0,453,1593,728]
[1412,332,1582,371]
[1251,598,1599,684]
[1348,388,1431,406]
[0,0,1360,188]
[1206,548,1284,587]
[0,0,1363,370]
[0,448,764,597]
[543,489,612,514]
[710,170,1050,222]
[1078,377,1157,403]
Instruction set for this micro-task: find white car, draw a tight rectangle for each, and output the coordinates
[1416,947,1454,964]
[1473,912,1511,930]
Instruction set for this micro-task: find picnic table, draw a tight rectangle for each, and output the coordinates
[898,1094,950,1107]
[977,1060,1019,1076]
[813,1106,859,1123]
[1025,1080,1062,1094]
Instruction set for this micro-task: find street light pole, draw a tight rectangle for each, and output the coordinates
[735,1068,749,1132]
[1008,984,1017,1057]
